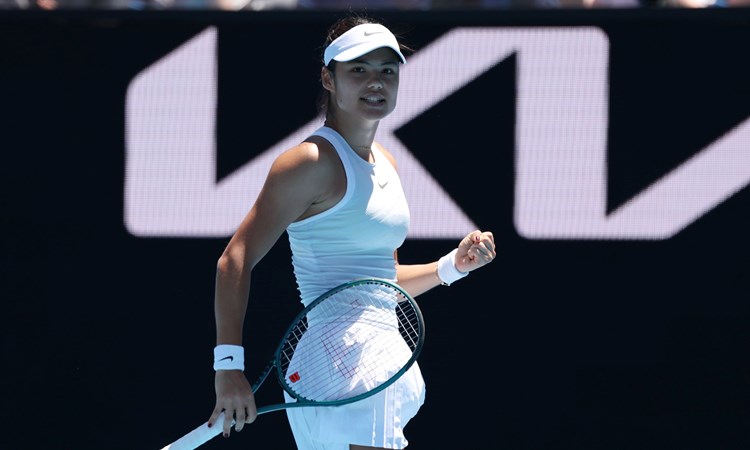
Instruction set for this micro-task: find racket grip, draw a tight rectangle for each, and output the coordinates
[159,412,231,450]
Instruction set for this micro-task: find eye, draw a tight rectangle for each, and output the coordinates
[351,66,366,73]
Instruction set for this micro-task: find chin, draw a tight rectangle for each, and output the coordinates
[360,104,395,120]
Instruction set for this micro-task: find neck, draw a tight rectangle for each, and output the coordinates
[324,115,379,161]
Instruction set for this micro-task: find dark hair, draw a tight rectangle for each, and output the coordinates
[316,14,410,116]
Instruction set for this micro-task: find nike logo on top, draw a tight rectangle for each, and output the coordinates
[364,31,385,36]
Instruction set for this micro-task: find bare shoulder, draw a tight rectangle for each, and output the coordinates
[264,136,344,213]
[272,137,339,175]
[373,141,398,170]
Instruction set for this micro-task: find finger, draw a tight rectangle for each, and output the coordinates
[245,406,257,424]
[469,244,495,263]
[475,232,495,254]
[461,230,480,247]
[482,239,496,257]
[472,245,489,258]
[223,409,234,438]
[470,237,492,255]
[472,230,494,245]
[235,407,249,432]
[207,405,223,428]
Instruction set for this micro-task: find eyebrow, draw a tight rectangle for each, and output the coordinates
[348,57,399,66]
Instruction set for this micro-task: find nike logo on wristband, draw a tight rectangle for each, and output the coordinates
[218,356,234,362]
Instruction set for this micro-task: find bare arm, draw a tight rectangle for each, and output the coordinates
[395,231,496,298]
[394,257,441,298]
[208,141,340,436]
[375,143,496,297]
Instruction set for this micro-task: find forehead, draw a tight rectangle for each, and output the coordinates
[346,47,402,65]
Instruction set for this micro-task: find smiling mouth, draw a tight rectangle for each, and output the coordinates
[361,95,385,104]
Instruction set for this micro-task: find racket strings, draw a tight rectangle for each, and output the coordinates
[278,282,422,403]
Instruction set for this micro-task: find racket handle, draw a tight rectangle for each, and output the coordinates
[159,412,231,450]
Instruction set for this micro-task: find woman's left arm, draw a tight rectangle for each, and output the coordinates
[395,230,496,297]
[377,143,496,297]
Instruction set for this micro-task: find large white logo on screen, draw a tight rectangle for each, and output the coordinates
[125,27,750,239]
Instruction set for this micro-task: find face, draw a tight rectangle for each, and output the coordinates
[323,47,401,122]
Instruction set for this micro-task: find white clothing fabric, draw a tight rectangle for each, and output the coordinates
[287,126,410,306]
[284,127,425,449]
[284,364,425,450]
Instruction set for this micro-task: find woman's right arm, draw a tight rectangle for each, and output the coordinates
[207,141,336,437]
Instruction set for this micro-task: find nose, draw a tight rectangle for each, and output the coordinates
[367,75,383,90]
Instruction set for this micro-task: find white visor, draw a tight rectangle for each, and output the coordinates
[323,23,406,66]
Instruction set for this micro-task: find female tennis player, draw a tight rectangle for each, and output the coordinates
[208,14,496,450]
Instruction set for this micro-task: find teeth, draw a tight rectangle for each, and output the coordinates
[363,96,382,102]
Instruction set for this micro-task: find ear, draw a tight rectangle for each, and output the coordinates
[321,66,335,93]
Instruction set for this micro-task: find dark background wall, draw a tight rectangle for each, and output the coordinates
[1,8,749,450]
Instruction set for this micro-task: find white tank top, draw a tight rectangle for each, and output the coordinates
[286,127,410,306]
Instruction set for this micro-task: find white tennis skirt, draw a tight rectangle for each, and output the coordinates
[282,304,426,449]
[284,362,426,450]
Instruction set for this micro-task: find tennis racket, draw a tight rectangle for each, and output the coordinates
[159,277,425,450]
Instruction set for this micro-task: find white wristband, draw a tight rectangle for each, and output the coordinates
[437,248,469,286]
[213,344,244,371]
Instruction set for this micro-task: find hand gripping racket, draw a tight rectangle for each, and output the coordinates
[159,278,425,450]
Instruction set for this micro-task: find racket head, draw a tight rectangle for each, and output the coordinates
[272,278,425,407]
